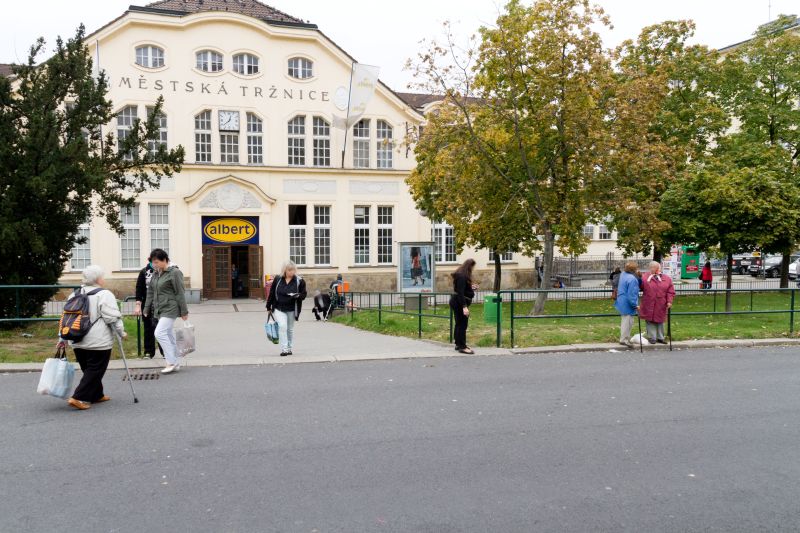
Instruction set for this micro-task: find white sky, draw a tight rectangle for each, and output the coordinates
[0,0,796,90]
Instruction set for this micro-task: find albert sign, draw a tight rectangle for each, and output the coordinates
[202,216,259,245]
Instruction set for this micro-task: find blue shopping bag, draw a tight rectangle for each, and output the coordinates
[264,313,279,344]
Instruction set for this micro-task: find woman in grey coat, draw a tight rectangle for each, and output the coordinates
[144,249,188,374]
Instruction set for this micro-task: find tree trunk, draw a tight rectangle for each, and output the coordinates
[493,249,502,293]
[725,252,733,313]
[780,252,790,289]
[533,228,555,315]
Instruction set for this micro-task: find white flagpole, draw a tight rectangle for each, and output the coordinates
[340,61,354,169]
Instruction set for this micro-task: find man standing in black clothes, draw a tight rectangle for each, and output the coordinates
[133,253,163,359]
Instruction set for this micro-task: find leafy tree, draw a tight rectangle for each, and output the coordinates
[0,26,184,320]
[601,20,727,259]
[718,15,800,286]
[407,0,612,313]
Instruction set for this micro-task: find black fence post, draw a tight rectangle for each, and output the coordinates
[510,292,516,348]
[418,294,422,338]
[790,288,796,335]
[496,292,503,347]
[378,292,382,325]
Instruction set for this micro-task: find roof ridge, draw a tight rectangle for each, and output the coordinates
[141,0,308,25]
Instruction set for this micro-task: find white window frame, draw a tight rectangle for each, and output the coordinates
[120,204,141,270]
[135,45,164,68]
[353,119,370,168]
[116,105,138,161]
[314,205,332,266]
[70,224,91,271]
[287,57,313,79]
[146,106,167,155]
[583,224,595,239]
[377,206,393,264]
[376,120,393,169]
[288,115,306,166]
[194,110,212,163]
[196,50,223,72]
[432,221,456,263]
[312,116,331,167]
[288,204,307,266]
[489,250,514,262]
[232,53,259,75]
[598,224,612,240]
[149,203,170,253]
[220,132,240,164]
[246,112,263,165]
[354,206,371,265]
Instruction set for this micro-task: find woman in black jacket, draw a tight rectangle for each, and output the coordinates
[450,259,477,354]
[133,253,163,359]
[265,260,307,356]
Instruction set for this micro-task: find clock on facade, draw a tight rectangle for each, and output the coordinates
[219,110,240,131]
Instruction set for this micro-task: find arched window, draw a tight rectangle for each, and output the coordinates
[247,113,263,164]
[116,105,138,160]
[352,119,370,168]
[196,50,223,72]
[376,120,393,169]
[287,57,313,79]
[233,53,259,75]
[312,117,331,167]
[135,45,164,68]
[194,110,212,163]
[287,115,306,166]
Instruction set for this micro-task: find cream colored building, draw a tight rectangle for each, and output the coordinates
[41,0,623,297]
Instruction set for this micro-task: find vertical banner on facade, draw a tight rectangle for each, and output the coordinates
[336,63,380,167]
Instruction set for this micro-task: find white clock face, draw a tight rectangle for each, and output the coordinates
[334,86,349,111]
[219,110,240,131]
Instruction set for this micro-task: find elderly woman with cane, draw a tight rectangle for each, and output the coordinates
[614,261,641,348]
[640,261,675,344]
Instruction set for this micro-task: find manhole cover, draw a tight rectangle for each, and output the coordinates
[123,371,161,381]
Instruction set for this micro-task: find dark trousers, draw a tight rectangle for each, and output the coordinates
[142,316,162,357]
[451,299,470,349]
[72,348,112,402]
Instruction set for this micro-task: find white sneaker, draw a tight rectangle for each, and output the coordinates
[161,365,176,374]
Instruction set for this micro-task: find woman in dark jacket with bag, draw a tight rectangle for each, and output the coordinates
[266,260,307,356]
[450,259,477,354]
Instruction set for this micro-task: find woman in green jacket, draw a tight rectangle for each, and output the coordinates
[143,249,188,374]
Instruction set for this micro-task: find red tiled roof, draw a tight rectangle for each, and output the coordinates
[143,0,307,25]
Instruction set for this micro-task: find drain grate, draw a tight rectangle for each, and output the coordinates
[123,371,161,381]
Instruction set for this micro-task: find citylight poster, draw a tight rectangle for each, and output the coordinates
[397,242,435,293]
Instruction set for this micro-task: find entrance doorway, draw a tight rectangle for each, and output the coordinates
[202,245,263,300]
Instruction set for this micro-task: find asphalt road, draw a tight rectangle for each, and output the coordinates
[1,347,799,533]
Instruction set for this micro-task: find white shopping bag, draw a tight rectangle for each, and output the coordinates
[630,334,650,346]
[37,344,75,399]
[175,322,196,357]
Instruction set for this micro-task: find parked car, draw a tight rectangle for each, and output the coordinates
[732,255,756,275]
[786,254,800,280]
[750,255,786,278]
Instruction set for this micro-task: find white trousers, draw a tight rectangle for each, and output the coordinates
[155,316,178,365]
[620,315,635,343]
[273,310,295,352]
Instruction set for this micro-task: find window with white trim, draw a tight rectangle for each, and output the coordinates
[70,224,91,271]
[489,250,514,262]
[354,206,370,264]
[194,110,212,163]
[312,116,331,167]
[220,132,239,164]
[120,204,141,270]
[583,224,595,239]
[287,115,306,166]
[116,105,137,160]
[377,206,393,264]
[146,106,167,155]
[196,50,223,72]
[149,204,169,253]
[246,112,263,164]
[353,119,370,168]
[288,205,307,265]
[287,57,313,79]
[598,224,612,240]
[314,205,331,266]
[376,120,393,169]
[432,222,456,263]
[233,53,259,75]
[135,45,164,68]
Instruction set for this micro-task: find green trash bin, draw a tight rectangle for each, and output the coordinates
[483,293,502,324]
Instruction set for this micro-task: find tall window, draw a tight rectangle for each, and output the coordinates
[116,105,137,160]
[314,206,331,266]
[146,106,167,155]
[583,224,595,239]
[312,117,331,167]
[149,204,169,253]
[353,119,370,168]
[246,113,263,164]
[489,250,514,262]
[354,206,370,264]
[376,120,393,169]
[287,115,306,166]
[598,224,612,240]
[432,222,456,263]
[287,57,313,79]
[196,50,223,72]
[233,53,259,75]
[220,132,239,163]
[120,204,140,270]
[194,110,212,163]
[377,206,393,264]
[135,45,164,68]
[70,224,91,271]
[288,205,307,265]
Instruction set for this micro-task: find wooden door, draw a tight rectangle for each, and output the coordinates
[202,245,232,299]
[248,245,264,299]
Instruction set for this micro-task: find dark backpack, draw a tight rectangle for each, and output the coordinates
[58,288,105,341]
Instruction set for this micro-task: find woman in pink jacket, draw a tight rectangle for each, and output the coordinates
[639,261,675,344]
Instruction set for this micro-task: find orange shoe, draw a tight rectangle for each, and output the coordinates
[67,398,91,410]
[93,395,111,403]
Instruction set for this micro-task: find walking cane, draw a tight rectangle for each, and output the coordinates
[668,308,673,352]
[637,312,643,353]
[114,331,139,403]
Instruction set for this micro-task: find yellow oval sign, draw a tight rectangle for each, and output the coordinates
[203,217,258,244]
